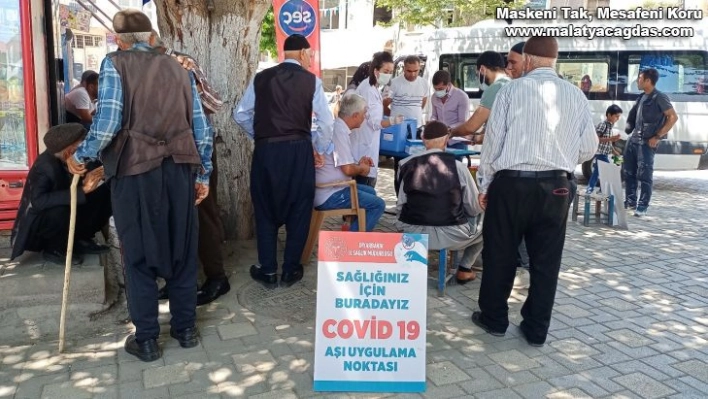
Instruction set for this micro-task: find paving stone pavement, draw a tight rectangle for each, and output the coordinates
[1,163,707,398]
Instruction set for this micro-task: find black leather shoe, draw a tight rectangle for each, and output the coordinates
[280,266,304,288]
[197,278,231,306]
[124,334,161,362]
[471,311,506,337]
[43,250,83,266]
[170,326,199,348]
[519,323,545,347]
[250,265,278,289]
[157,286,168,300]
[74,239,110,255]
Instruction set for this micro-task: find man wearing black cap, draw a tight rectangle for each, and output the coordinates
[234,34,334,289]
[11,123,111,266]
[67,9,213,362]
[506,41,526,79]
[473,36,598,347]
[396,121,484,284]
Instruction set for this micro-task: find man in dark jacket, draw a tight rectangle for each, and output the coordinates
[623,68,678,216]
[10,123,111,265]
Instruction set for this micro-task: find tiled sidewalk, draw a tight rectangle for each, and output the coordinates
[1,167,707,398]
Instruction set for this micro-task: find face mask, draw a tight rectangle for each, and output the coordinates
[434,89,447,98]
[378,73,392,86]
[479,69,488,91]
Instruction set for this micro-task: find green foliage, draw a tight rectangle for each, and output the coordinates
[259,6,277,57]
[374,0,515,28]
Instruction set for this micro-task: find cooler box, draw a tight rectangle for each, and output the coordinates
[447,141,468,150]
[405,139,424,155]
[380,118,417,153]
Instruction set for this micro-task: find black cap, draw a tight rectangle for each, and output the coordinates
[44,123,87,153]
[284,34,310,51]
[510,41,525,55]
[476,51,505,69]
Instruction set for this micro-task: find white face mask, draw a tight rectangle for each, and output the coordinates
[434,89,447,98]
[378,73,392,86]
[479,69,488,91]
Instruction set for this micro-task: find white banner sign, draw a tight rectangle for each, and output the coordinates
[313,231,429,393]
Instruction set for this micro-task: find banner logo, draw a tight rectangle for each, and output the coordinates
[278,0,317,37]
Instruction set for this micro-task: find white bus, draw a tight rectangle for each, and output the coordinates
[393,17,708,178]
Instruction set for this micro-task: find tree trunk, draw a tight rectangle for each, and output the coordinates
[153,0,271,240]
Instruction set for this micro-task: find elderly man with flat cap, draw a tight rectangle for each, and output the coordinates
[234,33,334,290]
[67,9,213,362]
[472,36,598,347]
[396,121,484,284]
[11,123,111,266]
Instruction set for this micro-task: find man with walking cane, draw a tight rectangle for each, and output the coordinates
[68,9,213,362]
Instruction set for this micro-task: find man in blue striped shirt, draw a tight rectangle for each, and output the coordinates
[473,37,597,348]
[68,10,212,362]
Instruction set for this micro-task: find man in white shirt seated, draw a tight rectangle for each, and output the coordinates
[315,93,386,231]
[385,56,428,127]
[64,70,98,129]
[396,121,484,284]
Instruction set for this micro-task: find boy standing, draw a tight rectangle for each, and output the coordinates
[587,105,622,193]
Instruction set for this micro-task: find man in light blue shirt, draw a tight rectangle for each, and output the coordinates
[233,34,334,289]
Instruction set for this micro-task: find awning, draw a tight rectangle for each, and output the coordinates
[320,27,396,70]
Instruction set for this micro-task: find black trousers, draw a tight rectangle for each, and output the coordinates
[35,184,112,253]
[250,138,314,274]
[198,150,226,281]
[111,158,198,342]
[477,172,571,343]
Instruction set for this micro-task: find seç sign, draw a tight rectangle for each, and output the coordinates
[272,0,322,77]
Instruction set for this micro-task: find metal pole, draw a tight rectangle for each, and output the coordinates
[79,0,115,29]
[103,0,124,12]
[73,0,114,32]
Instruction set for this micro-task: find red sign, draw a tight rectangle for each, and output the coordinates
[272,0,322,77]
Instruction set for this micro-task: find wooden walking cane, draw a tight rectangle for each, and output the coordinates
[58,173,81,353]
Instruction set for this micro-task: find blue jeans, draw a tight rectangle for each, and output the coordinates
[316,184,385,231]
[623,141,655,210]
[586,154,610,193]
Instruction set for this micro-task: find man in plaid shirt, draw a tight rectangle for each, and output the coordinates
[586,104,622,193]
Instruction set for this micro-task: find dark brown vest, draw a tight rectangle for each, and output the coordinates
[398,152,467,227]
[100,49,201,179]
